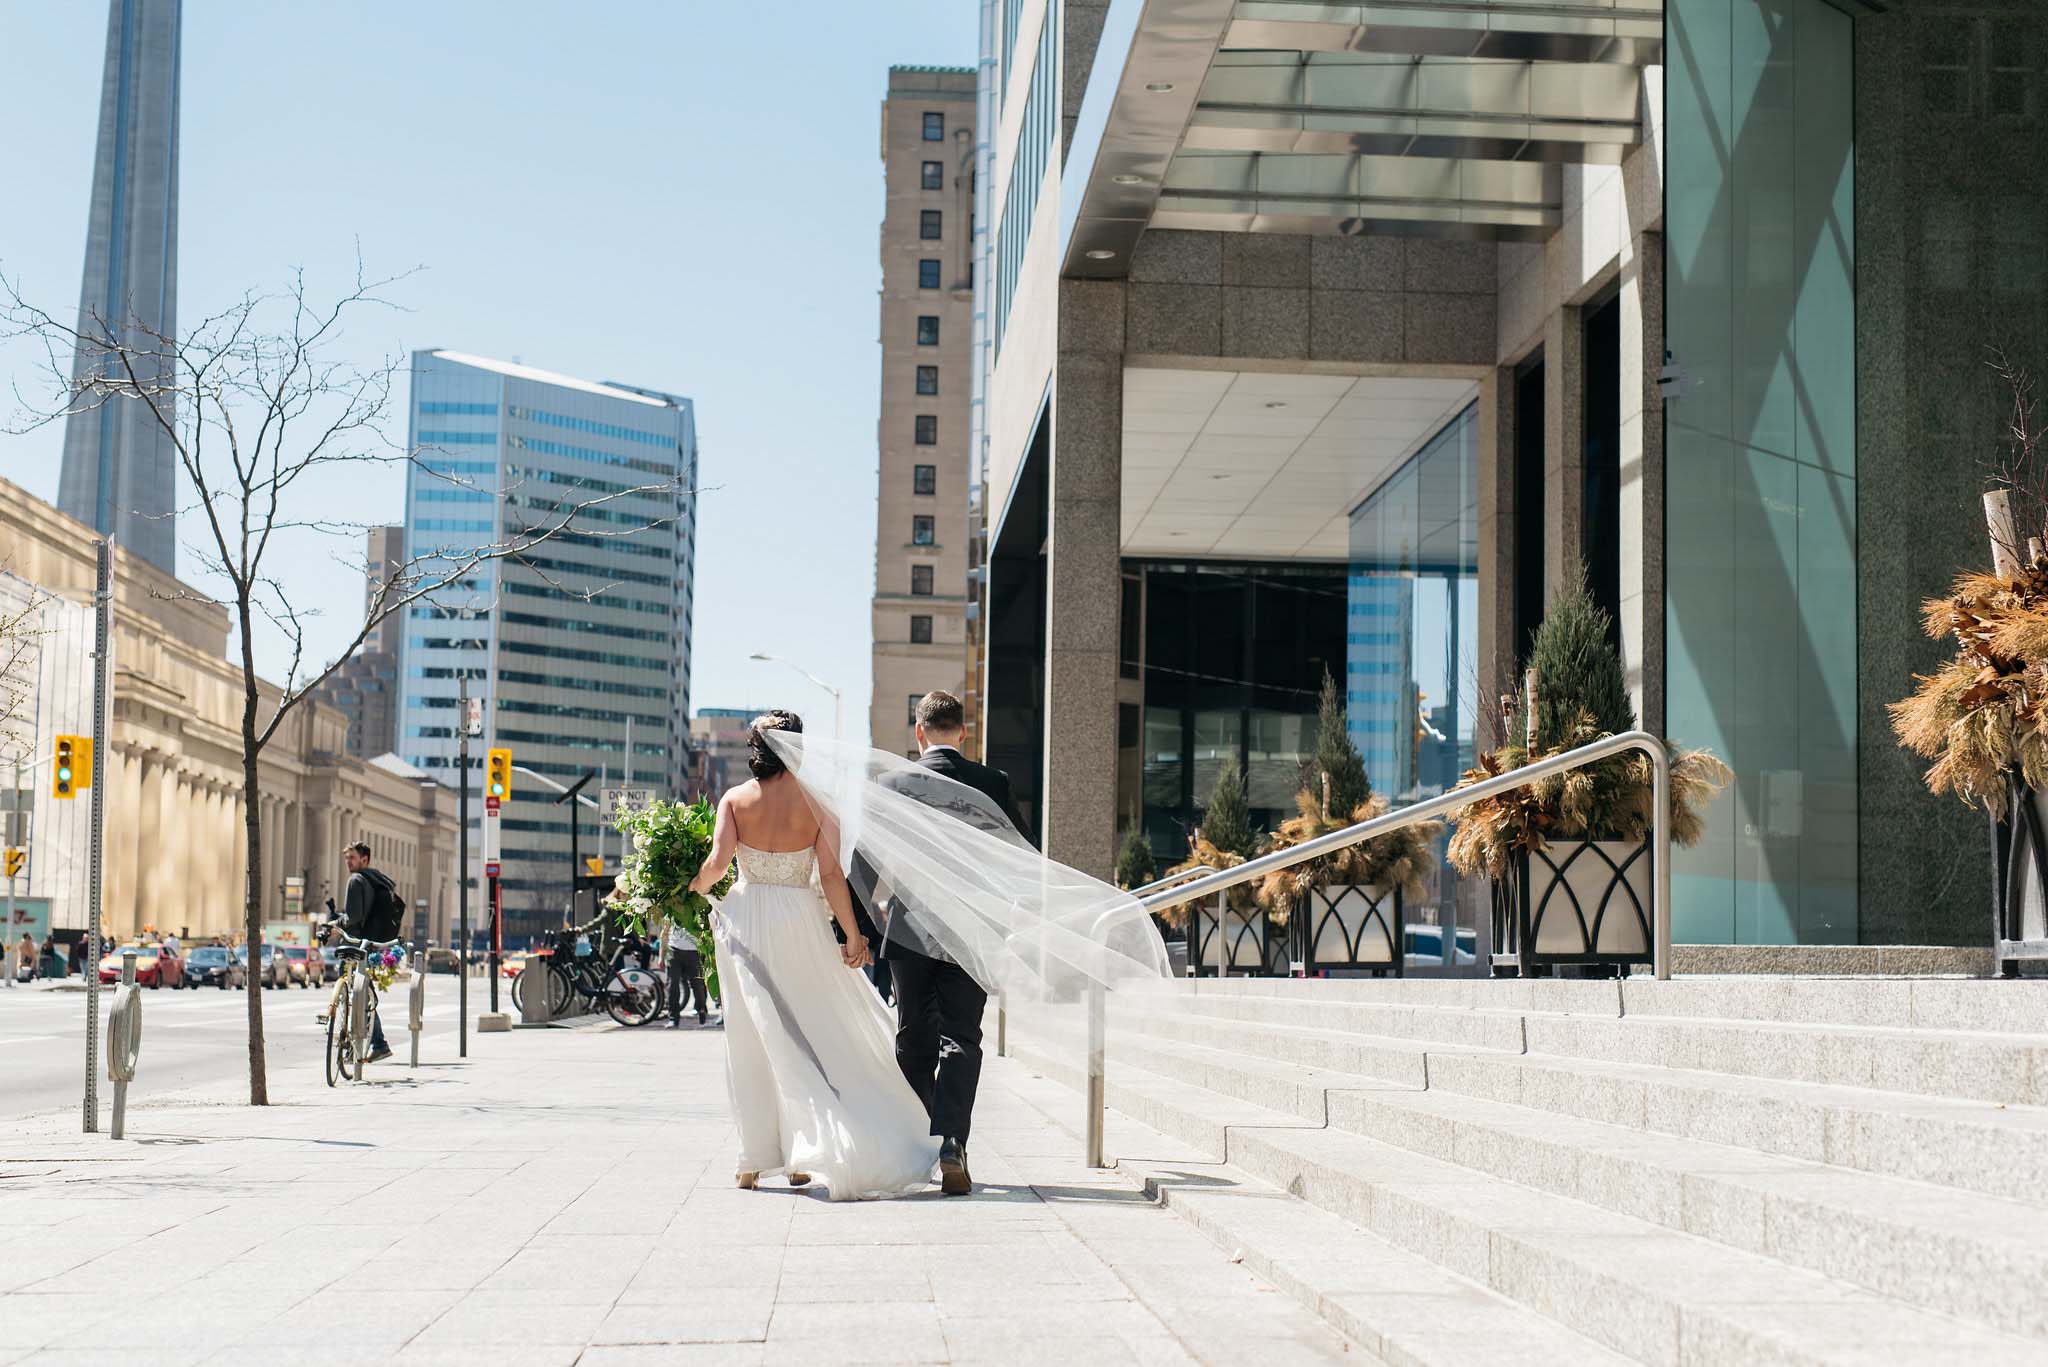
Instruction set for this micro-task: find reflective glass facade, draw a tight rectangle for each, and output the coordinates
[1347,405,1480,958]
[1666,0,1858,944]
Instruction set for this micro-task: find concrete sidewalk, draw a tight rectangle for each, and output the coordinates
[0,1017,1363,1366]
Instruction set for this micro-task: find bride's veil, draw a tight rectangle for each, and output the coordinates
[760,730,1171,1002]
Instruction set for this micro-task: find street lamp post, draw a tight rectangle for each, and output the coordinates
[748,652,843,741]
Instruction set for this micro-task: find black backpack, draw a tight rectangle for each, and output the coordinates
[363,872,406,941]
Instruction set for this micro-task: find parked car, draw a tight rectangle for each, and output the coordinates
[99,940,183,989]
[500,952,527,980]
[183,944,246,990]
[318,945,343,982]
[236,943,291,988]
[281,945,318,988]
[426,947,462,975]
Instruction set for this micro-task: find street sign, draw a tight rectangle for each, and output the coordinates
[462,698,483,738]
[603,786,656,821]
[484,795,500,814]
[484,861,500,878]
[282,875,304,917]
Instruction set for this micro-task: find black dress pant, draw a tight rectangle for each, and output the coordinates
[667,946,708,1022]
[888,951,985,1146]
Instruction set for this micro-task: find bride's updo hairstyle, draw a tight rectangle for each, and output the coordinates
[747,710,803,779]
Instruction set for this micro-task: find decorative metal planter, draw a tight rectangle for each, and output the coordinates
[1990,772,2048,976]
[1490,836,1652,977]
[1187,900,1288,977]
[1294,883,1404,977]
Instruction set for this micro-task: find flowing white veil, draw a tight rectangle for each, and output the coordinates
[760,730,1171,1002]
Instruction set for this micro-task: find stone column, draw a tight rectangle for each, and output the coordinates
[135,755,165,937]
[1475,366,1519,750]
[1543,305,1586,606]
[1040,278,1126,880]
[1618,233,1664,733]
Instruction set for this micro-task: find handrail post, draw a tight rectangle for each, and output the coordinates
[996,990,1007,1058]
[1084,979,1106,1167]
[1650,739,1672,981]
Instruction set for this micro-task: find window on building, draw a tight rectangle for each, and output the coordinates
[915,415,938,445]
[912,515,935,545]
[910,615,934,644]
[916,365,938,395]
[913,463,937,495]
[922,112,944,141]
[912,564,934,595]
[920,210,943,241]
[921,160,944,190]
[919,258,942,289]
[917,316,940,346]
[908,694,921,724]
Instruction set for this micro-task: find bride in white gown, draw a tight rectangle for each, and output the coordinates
[686,710,940,1200]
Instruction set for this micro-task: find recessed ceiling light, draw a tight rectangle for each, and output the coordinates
[1111,173,1147,186]
[1145,81,1175,93]
[1085,248,1116,260]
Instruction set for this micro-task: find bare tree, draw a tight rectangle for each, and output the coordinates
[4,265,690,1102]
[0,575,48,771]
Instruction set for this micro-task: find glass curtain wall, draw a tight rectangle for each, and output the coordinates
[1666,0,1857,944]
[1348,405,1480,962]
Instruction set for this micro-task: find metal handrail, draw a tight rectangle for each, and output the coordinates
[1079,729,1673,1167]
[1126,864,1221,898]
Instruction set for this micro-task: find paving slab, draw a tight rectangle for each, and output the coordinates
[0,1016,1366,1365]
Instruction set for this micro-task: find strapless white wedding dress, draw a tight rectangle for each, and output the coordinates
[712,841,940,1200]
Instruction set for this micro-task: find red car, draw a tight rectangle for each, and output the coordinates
[98,941,184,988]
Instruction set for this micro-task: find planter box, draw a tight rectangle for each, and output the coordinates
[1490,836,1652,976]
[1188,902,1286,977]
[1296,883,1403,977]
[1992,773,2048,976]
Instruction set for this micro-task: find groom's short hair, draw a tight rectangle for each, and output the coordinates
[915,690,965,736]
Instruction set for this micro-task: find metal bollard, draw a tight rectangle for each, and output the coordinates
[106,951,142,1140]
[408,952,426,1067]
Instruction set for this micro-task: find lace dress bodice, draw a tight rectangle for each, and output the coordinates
[735,841,817,888]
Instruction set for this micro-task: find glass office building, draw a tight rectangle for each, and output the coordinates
[396,351,699,940]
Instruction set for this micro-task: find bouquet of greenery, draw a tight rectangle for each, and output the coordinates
[608,797,736,998]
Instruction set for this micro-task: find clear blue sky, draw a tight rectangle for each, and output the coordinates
[0,2,978,748]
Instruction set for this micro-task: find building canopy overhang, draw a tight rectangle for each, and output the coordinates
[1063,0,1662,274]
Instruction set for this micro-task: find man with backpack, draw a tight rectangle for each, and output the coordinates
[320,841,404,1063]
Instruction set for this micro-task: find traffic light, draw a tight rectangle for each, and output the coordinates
[3,848,23,879]
[52,734,92,799]
[485,748,512,800]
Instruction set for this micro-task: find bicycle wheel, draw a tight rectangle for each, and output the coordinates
[604,968,660,1027]
[510,966,529,1016]
[348,977,370,1081]
[548,962,575,1017]
[324,983,347,1088]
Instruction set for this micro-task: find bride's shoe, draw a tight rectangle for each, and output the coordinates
[788,1172,812,1187]
[736,1171,760,1190]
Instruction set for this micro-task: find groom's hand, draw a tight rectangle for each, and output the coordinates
[841,936,872,970]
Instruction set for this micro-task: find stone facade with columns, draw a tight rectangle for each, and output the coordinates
[0,478,460,946]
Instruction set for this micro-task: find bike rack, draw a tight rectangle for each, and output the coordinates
[409,951,427,1066]
[106,950,141,1140]
[1068,731,1675,1167]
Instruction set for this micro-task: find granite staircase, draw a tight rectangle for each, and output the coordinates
[1003,975,2048,1367]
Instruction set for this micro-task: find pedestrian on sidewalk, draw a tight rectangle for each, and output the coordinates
[664,920,708,1027]
[12,931,32,985]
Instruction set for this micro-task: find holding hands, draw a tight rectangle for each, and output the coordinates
[841,935,872,971]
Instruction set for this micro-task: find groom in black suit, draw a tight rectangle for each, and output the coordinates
[873,689,1028,1196]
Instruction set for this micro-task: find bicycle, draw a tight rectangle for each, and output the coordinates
[511,937,663,1027]
[324,930,398,1085]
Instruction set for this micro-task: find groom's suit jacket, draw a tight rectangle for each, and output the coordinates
[859,745,1030,967]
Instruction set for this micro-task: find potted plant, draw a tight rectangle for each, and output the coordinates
[1161,750,1275,974]
[1447,571,1730,975]
[1114,812,1156,892]
[1257,671,1441,975]
[1890,364,2048,973]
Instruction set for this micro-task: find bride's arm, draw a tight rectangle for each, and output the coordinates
[688,794,739,897]
[813,826,871,969]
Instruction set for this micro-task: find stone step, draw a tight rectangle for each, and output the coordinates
[1007,1025,2048,1367]
[1054,1016,2048,1333]
[1616,977,2048,1036]
[1424,1042,2048,1201]
[1520,1011,2048,1107]
[1141,986,1531,1052]
[998,1062,1642,1367]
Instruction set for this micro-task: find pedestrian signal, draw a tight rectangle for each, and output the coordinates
[52,735,92,799]
[3,848,22,878]
[485,748,512,800]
